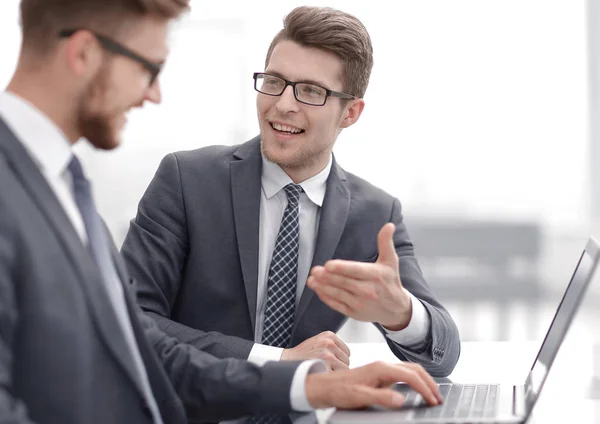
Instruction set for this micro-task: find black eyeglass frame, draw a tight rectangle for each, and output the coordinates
[59,29,162,85]
[253,72,356,106]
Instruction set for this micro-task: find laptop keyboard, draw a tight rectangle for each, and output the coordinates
[401,384,499,419]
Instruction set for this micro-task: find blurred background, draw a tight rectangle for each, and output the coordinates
[1,0,599,344]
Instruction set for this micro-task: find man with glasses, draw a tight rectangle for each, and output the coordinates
[122,6,461,378]
[0,1,443,423]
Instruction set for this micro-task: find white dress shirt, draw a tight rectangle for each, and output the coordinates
[0,91,324,417]
[0,92,87,242]
[248,155,432,365]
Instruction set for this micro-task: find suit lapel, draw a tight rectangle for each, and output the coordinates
[230,137,263,334]
[292,160,351,331]
[0,118,145,397]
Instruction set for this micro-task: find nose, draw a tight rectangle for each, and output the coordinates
[275,85,300,114]
[144,79,162,104]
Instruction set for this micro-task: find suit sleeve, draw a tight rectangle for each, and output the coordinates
[0,206,39,423]
[136,306,299,421]
[374,198,461,377]
[120,153,254,359]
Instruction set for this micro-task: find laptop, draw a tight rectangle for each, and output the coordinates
[330,237,600,424]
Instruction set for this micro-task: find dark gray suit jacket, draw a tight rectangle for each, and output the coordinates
[122,136,461,377]
[0,121,301,424]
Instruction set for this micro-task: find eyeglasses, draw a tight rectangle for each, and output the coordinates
[58,29,163,86]
[253,72,356,106]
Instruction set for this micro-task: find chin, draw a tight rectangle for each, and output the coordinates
[82,115,125,151]
[261,137,286,163]
[261,144,301,169]
[86,130,122,151]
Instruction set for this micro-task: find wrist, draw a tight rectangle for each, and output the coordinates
[381,290,412,331]
[305,373,329,409]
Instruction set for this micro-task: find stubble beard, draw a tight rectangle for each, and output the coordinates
[77,66,123,151]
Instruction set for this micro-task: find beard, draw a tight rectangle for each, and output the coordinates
[76,66,125,151]
[261,138,318,170]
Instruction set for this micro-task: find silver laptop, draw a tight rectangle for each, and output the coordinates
[330,237,600,424]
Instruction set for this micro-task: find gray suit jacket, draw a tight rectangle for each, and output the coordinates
[122,136,460,377]
[0,121,300,424]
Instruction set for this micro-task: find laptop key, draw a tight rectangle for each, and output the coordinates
[455,385,476,418]
[438,384,452,398]
[483,385,499,417]
[469,384,490,418]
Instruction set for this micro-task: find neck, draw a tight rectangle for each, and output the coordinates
[6,67,81,144]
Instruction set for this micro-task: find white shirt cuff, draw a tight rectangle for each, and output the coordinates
[247,343,284,366]
[383,289,431,347]
[290,360,328,411]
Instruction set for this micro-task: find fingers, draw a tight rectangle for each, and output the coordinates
[351,385,405,409]
[392,364,440,406]
[314,331,351,368]
[309,270,378,300]
[330,333,351,358]
[327,354,350,371]
[319,260,378,280]
[313,289,353,316]
[367,362,440,406]
[313,341,349,371]
[328,343,350,368]
[376,223,398,268]
[308,277,366,313]
[401,363,443,404]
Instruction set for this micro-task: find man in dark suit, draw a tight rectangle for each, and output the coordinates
[0,1,443,423]
[121,6,460,378]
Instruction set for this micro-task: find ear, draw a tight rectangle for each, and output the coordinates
[339,98,365,129]
[63,30,103,80]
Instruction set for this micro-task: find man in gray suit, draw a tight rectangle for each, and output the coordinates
[0,1,443,423]
[122,6,460,377]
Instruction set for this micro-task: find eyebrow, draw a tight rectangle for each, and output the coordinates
[265,70,332,89]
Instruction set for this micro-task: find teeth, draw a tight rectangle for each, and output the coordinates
[272,122,302,134]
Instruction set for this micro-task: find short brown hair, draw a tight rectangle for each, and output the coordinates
[19,0,190,52]
[265,6,374,99]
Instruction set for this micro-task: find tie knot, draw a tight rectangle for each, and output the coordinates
[284,183,302,205]
[67,155,86,182]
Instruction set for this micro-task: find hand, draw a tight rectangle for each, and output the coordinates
[305,361,443,409]
[307,223,412,330]
[281,331,350,371]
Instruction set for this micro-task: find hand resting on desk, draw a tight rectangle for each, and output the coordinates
[282,331,351,371]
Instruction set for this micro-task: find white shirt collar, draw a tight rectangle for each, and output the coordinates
[0,91,73,178]
[261,154,332,207]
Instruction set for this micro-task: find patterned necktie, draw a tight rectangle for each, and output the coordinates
[68,156,163,424]
[247,184,303,424]
[262,183,303,348]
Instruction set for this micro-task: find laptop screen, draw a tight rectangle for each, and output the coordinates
[523,237,600,415]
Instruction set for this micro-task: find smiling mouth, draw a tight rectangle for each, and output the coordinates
[270,122,305,135]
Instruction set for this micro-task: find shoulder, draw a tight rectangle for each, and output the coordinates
[339,164,399,208]
[171,144,239,167]
[154,137,258,181]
